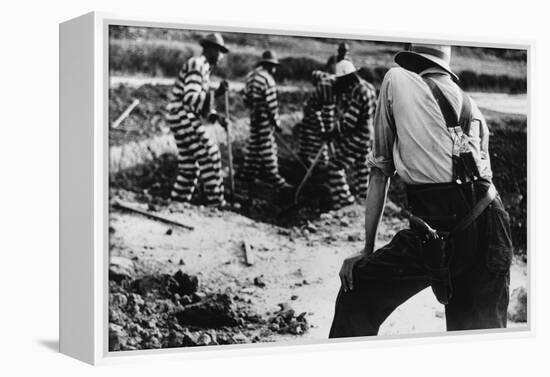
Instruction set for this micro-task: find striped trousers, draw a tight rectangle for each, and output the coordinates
[328,140,370,209]
[241,115,287,188]
[167,109,224,206]
[298,104,329,167]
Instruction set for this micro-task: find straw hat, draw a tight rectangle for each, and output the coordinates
[258,50,280,66]
[334,60,357,77]
[394,44,458,81]
[200,33,229,53]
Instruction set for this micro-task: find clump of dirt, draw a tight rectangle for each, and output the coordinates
[108,258,309,351]
[267,303,309,335]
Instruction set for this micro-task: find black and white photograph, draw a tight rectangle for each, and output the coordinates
[107,25,528,352]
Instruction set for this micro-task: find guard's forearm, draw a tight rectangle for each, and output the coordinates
[363,168,390,256]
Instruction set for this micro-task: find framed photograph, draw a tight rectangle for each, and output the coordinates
[60,12,532,365]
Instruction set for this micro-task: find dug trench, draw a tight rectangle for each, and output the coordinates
[109,86,527,351]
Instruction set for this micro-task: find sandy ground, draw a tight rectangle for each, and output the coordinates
[109,198,527,343]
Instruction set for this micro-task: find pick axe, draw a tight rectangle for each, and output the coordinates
[274,131,308,172]
[293,142,332,205]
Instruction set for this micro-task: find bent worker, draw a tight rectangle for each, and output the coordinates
[325,60,376,209]
[241,50,291,190]
[165,33,229,206]
[297,68,336,168]
[329,44,513,337]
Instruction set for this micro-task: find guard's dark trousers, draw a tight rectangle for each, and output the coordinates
[329,180,513,337]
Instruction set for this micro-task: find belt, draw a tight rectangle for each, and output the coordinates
[448,183,496,236]
[402,183,497,239]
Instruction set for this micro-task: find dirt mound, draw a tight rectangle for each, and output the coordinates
[108,264,309,351]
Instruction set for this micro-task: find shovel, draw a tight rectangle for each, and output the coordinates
[274,131,309,172]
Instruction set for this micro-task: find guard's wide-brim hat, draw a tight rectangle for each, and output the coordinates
[258,50,280,66]
[200,32,229,53]
[394,44,458,82]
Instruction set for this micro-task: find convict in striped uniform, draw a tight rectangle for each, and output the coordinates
[327,60,377,209]
[241,51,290,189]
[297,70,335,167]
[165,33,229,206]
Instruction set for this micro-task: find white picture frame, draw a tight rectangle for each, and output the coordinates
[59,11,534,365]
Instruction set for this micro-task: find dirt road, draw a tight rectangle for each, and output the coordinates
[110,76,528,116]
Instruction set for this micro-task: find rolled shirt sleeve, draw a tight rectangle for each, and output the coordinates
[367,70,397,177]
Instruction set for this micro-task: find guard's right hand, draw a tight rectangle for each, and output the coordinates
[339,251,367,292]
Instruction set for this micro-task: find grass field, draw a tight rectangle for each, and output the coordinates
[109,26,527,93]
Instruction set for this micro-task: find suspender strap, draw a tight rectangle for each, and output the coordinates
[458,90,473,134]
[423,76,478,183]
[424,77,458,128]
[423,77,473,133]
[449,184,497,236]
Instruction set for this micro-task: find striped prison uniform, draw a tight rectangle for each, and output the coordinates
[328,78,377,208]
[165,55,224,206]
[241,67,288,188]
[297,70,335,167]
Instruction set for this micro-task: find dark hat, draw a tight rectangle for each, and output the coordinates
[338,42,350,53]
[258,50,280,66]
[394,43,458,81]
[200,33,229,53]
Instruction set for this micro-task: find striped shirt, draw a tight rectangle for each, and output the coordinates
[243,67,280,126]
[167,55,211,116]
[337,78,377,151]
[311,70,332,86]
[367,67,492,184]
[308,70,337,131]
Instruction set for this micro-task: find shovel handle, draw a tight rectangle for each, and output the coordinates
[293,142,327,204]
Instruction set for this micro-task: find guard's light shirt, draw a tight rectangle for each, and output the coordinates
[367,67,492,184]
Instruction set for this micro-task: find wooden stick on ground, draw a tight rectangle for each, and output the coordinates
[112,201,194,231]
[111,99,140,129]
[242,240,254,266]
